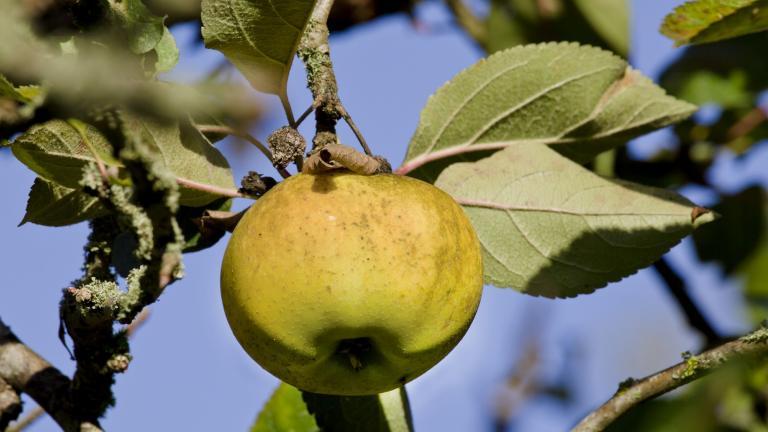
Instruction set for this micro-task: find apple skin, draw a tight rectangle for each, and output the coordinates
[220,171,483,395]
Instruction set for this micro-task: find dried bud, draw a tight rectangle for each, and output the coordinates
[240,171,277,197]
[267,126,306,168]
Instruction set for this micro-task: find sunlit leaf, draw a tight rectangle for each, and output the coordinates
[251,383,319,432]
[11,117,236,207]
[153,27,180,74]
[400,43,696,182]
[12,119,121,189]
[661,0,768,45]
[435,144,714,298]
[201,0,315,96]
[121,114,237,207]
[252,384,417,432]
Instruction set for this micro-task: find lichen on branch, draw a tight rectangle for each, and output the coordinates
[297,0,373,158]
[55,108,187,423]
[573,327,768,431]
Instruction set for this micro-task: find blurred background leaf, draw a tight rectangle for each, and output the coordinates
[486,0,629,55]
[692,186,766,274]
[661,0,768,45]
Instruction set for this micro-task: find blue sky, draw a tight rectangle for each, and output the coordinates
[2,1,765,431]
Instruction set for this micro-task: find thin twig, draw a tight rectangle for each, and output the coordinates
[124,308,150,337]
[5,406,44,432]
[196,124,272,160]
[727,105,767,141]
[444,0,488,50]
[296,103,316,127]
[195,124,291,179]
[572,327,768,431]
[175,177,244,199]
[653,258,721,347]
[337,105,372,156]
[493,339,541,431]
[279,93,297,128]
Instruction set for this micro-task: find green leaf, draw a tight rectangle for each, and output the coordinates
[303,387,413,432]
[486,0,629,56]
[21,177,107,227]
[251,384,319,432]
[121,114,237,207]
[106,0,166,55]
[693,186,765,274]
[101,0,178,75]
[659,33,768,108]
[12,119,121,189]
[153,27,180,74]
[399,43,696,182]
[661,0,768,45]
[0,75,37,104]
[1,74,44,121]
[177,198,233,253]
[12,117,236,207]
[572,0,630,55]
[434,144,715,298]
[201,0,315,95]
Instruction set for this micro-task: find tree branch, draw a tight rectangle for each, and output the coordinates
[727,104,767,142]
[0,318,102,432]
[444,0,488,51]
[3,310,150,432]
[55,110,188,422]
[5,406,44,432]
[0,376,22,430]
[572,327,768,432]
[653,258,721,347]
[297,0,371,155]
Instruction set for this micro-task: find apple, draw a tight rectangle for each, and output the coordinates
[220,171,483,395]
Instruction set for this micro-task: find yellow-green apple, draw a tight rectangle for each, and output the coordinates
[220,171,483,395]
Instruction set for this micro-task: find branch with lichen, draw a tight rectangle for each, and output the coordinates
[50,109,186,423]
[298,0,372,156]
[0,318,103,432]
[572,327,768,432]
[0,376,22,430]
